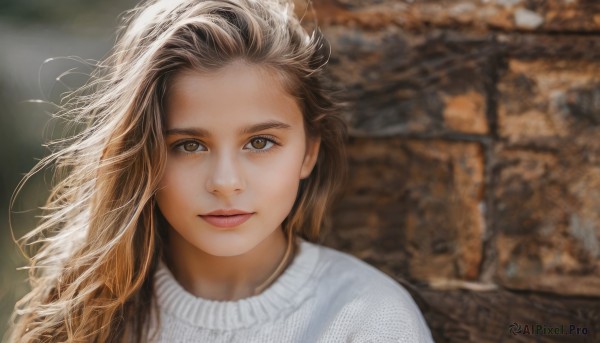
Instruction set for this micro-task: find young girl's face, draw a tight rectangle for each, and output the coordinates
[156,61,320,257]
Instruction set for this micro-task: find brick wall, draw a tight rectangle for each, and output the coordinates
[295,1,600,341]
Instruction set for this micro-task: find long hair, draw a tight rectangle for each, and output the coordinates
[8,0,348,341]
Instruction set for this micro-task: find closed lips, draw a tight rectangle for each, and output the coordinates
[202,209,253,216]
[199,212,254,228]
[203,213,244,218]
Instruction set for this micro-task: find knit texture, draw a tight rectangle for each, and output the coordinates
[148,238,435,342]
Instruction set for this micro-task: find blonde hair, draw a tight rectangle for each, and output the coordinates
[8,0,348,341]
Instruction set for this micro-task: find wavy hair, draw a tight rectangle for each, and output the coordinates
[7,0,348,341]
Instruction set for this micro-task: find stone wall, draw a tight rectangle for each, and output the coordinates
[294,0,600,341]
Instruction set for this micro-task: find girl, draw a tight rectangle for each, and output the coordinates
[8,0,435,342]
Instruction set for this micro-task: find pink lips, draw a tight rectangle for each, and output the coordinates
[199,209,254,229]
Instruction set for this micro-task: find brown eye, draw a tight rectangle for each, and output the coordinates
[172,141,204,155]
[251,138,267,149]
[183,142,200,152]
[243,136,277,152]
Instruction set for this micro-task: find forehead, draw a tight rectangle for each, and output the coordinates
[164,61,302,128]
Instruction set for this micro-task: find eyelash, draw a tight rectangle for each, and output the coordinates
[171,135,280,155]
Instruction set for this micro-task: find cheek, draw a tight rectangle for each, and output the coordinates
[252,149,305,208]
[156,161,198,209]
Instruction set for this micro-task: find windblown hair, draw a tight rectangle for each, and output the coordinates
[8,0,348,341]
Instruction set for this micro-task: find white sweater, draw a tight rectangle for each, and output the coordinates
[148,237,435,342]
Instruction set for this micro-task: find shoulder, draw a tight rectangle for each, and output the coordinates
[309,241,411,299]
[305,241,435,342]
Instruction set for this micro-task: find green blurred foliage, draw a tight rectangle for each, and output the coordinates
[0,0,135,27]
[0,0,138,338]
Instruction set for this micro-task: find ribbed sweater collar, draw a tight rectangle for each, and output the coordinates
[154,237,319,330]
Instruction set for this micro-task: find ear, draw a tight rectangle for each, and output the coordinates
[300,135,321,179]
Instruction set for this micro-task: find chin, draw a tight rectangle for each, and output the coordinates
[198,237,257,257]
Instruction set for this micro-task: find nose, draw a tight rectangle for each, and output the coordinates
[205,150,244,195]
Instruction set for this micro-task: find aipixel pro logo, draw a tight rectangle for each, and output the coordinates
[508,322,589,336]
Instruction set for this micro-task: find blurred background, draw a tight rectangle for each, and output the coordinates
[0,0,138,337]
[1,0,600,342]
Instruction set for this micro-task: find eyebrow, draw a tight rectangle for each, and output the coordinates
[165,119,292,137]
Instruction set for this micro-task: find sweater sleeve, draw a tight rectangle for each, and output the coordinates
[346,283,435,343]
[330,261,433,343]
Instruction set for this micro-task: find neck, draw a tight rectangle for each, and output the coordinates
[165,227,295,301]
